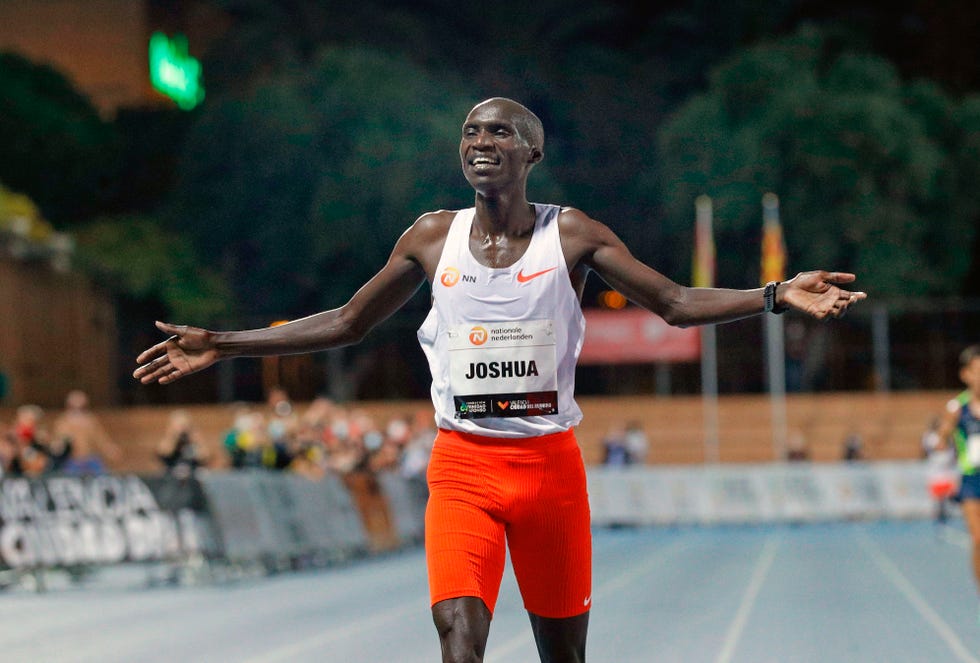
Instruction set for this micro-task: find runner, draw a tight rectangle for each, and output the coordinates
[134,97,866,662]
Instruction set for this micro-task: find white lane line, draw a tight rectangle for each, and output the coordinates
[857,528,980,663]
[714,535,779,663]
[485,536,691,662]
[239,600,421,663]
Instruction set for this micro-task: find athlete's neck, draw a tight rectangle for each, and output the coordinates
[473,193,535,238]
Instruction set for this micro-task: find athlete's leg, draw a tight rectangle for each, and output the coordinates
[505,432,592,661]
[961,498,980,591]
[425,430,507,662]
[527,611,589,663]
[432,597,492,663]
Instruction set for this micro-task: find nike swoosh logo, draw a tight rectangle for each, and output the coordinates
[583,595,591,606]
[516,266,558,283]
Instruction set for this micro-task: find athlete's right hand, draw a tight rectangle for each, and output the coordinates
[133,321,221,385]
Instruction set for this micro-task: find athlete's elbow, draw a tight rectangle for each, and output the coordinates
[335,319,367,346]
[662,310,696,328]
[657,289,693,327]
[333,307,372,346]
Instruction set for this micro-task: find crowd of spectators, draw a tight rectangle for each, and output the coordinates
[0,387,434,483]
[0,389,121,478]
[209,387,434,483]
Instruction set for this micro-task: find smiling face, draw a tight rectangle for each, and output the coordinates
[459,98,543,196]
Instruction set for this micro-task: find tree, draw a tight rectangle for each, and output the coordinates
[655,26,976,296]
[0,52,120,225]
[171,45,566,321]
[170,73,324,319]
[72,214,232,323]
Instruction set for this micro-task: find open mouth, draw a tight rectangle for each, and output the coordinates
[470,156,500,169]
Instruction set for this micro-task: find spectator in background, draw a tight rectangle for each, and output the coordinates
[157,409,210,479]
[324,411,368,475]
[601,423,630,466]
[624,420,649,465]
[786,430,811,462]
[921,416,943,459]
[9,404,66,476]
[841,428,863,462]
[264,387,299,469]
[0,417,16,477]
[287,397,334,481]
[400,409,435,482]
[52,389,121,475]
[265,386,299,469]
[223,404,267,469]
[368,415,409,474]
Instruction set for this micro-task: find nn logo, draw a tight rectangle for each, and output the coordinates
[440,267,460,287]
[440,267,477,287]
[469,326,488,345]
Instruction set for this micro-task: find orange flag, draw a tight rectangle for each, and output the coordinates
[693,195,715,288]
[761,192,786,284]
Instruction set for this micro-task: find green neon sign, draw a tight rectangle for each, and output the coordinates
[148,32,204,110]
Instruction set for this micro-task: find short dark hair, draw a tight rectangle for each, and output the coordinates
[960,344,980,367]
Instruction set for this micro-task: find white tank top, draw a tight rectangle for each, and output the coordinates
[417,204,585,438]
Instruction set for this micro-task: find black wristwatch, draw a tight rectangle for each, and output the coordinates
[763,281,786,314]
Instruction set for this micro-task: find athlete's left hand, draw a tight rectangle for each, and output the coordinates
[778,271,867,319]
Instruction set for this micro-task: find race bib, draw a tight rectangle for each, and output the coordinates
[447,319,558,419]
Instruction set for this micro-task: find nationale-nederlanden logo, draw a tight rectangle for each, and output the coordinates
[440,267,460,287]
[469,326,488,345]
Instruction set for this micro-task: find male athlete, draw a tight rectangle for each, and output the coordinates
[936,345,980,617]
[134,97,867,662]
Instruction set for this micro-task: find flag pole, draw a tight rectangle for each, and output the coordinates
[694,195,720,464]
[761,193,788,461]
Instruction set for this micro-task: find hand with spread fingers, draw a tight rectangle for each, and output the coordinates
[779,271,867,319]
[133,321,220,385]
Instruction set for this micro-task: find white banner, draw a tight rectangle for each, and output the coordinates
[588,461,936,527]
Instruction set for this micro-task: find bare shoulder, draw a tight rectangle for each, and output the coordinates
[399,209,458,277]
[409,209,457,238]
[555,206,595,230]
[556,206,621,267]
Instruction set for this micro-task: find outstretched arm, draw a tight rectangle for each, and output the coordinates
[560,208,867,326]
[134,217,439,385]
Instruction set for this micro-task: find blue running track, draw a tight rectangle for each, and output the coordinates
[0,520,977,662]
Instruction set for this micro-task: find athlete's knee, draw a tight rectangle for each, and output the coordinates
[432,597,491,663]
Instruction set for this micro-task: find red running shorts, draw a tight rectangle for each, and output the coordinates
[425,427,592,618]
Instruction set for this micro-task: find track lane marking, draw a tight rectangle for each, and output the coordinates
[485,535,691,662]
[857,528,979,663]
[714,535,778,663]
[239,600,421,663]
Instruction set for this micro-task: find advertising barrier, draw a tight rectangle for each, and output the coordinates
[0,470,425,572]
[0,474,215,569]
[198,471,369,564]
[0,462,939,573]
[588,461,936,527]
[375,473,427,545]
